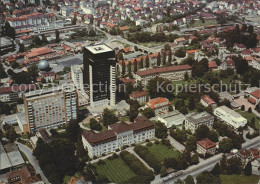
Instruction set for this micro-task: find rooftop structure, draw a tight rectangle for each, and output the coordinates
[85,44,113,54]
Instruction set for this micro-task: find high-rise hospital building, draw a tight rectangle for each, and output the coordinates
[83,44,116,108]
[23,85,78,132]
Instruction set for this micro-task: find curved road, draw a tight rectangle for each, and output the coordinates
[16,142,50,184]
[152,136,260,184]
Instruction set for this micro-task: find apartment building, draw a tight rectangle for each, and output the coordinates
[213,106,247,129]
[135,64,192,86]
[185,111,214,133]
[82,116,155,158]
[23,85,78,133]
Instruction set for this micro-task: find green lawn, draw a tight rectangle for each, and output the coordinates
[119,116,130,122]
[20,134,30,139]
[188,19,217,28]
[94,157,137,183]
[220,174,259,184]
[146,143,180,163]
[236,110,260,129]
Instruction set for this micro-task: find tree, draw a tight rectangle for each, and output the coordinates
[4,124,18,142]
[196,171,221,184]
[211,162,221,175]
[248,107,252,113]
[55,30,60,43]
[188,96,195,110]
[134,59,138,73]
[139,58,144,69]
[169,105,173,112]
[175,48,186,58]
[207,130,219,142]
[19,43,25,52]
[41,34,48,44]
[162,52,166,66]
[103,108,118,126]
[194,125,210,141]
[89,118,102,131]
[233,56,248,75]
[28,63,39,82]
[241,105,245,111]
[0,63,7,79]
[33,35,41,45]
[72,15,77,25]
[175,179,184,184]
[128,100,140,122]
[145,55,150,68]
[220,155,228,174]
[227,157,242,175]
[155,121,168,139]
[76,132,88,159]
[191,153,199,165]
[142,108,155,118]
[157,53,161,66]
[128,62,132,75]
[2,21,16,39]
[184,175,195,184]
[185,135,197,152]
[160,166,167,177]
[244,161,252,176]
[184,71,189,81]
[148,77,174,100]
[219,138,233,153]
[121,61,126,76]
[168,50,172,65]
[66,120,80,143]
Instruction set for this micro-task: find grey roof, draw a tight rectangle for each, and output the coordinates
[4,143,25,167]
[186,111,214,124]
[0,142,12,170]
[158,110,185,122]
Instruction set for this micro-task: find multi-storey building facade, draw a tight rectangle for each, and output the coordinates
[83,44,116,108]
[129,90,148,104]
[82,116,155,158]
[185,111,214,133]
[71,64,84,91]
[197,138,216,156]
[213,106,247,129]
[6,12,56,29]
[135,65,192,86]
[23,85,78,132]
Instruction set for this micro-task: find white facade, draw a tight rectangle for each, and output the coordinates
[185,111,214,133]
[23,85,78,132]
[82,118,155,158]
[214,106,247,129]
[71,65,84,90]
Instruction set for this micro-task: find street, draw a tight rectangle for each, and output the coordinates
[16,142,50,184]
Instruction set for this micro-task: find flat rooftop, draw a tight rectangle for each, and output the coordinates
[0,142,12,171]
[86,44,113,54]
[0,37,13,47]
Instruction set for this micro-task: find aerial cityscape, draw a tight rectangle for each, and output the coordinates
[0,0,259,183]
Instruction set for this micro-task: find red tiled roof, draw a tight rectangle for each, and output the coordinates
[129,91,147,99]
[201,95,216,105]
[120,78,136,84]
[147,97,170,109]
[208,61,217,68]
[136,64,191,77]
[0,84,35,94]
[251,89,260,99]
[197,138,216,149]
[248,97,256,104]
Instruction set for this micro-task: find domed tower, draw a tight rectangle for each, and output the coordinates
[38,60,50,71]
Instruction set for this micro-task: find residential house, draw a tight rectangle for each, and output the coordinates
[146,97,170,115]
[197,138,216,156]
